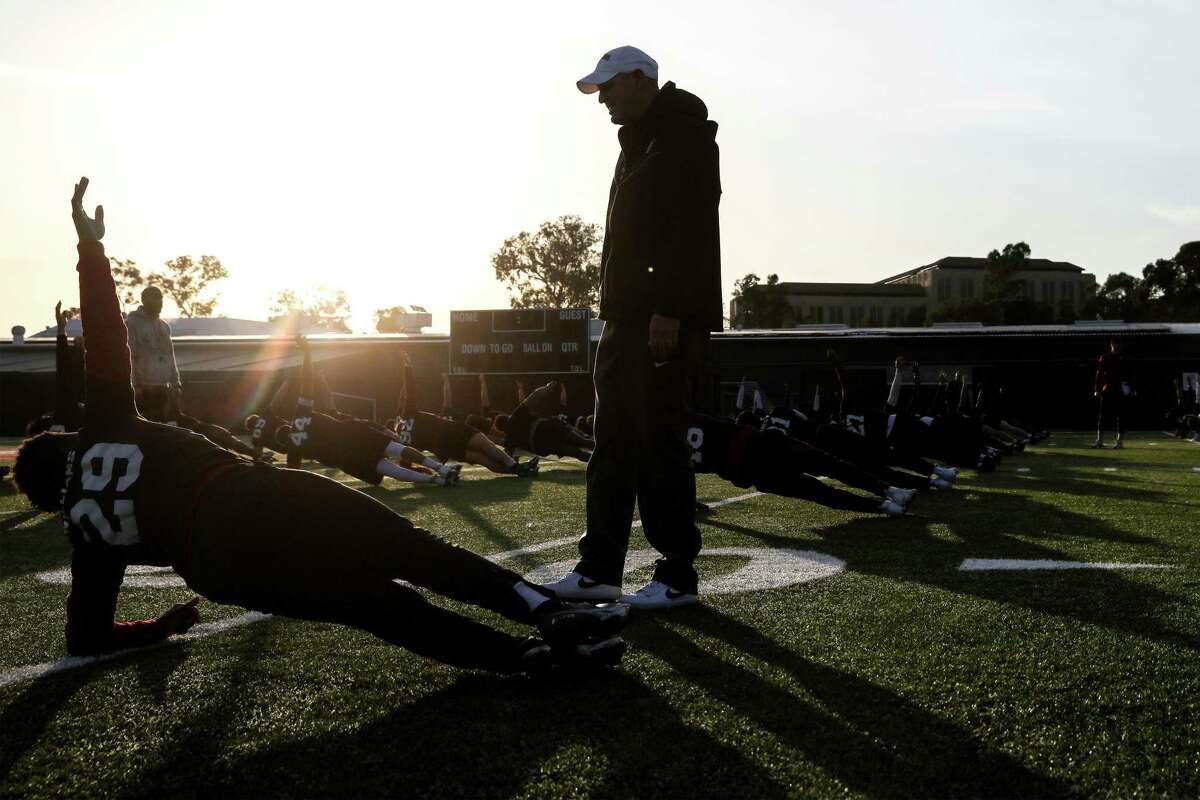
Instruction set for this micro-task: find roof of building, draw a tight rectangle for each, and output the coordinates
[756,282,927,298]
[879,256,1085,284]
[26,316,325,339]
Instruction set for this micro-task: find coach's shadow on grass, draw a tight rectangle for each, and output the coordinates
[631,607,1075,799]
[190,669,792,800]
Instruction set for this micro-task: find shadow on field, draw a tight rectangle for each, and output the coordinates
[632,607,1076,799]
[191,669,792,800]
[120,619,276,798]
[0,516,73,580]
[0,633,194,786]
[702,489,1196,652]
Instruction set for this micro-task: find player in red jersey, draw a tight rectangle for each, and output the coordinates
[11,178,627,672]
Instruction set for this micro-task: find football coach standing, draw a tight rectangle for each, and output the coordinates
[544,46,722,609]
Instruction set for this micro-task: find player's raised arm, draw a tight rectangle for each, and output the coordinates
[72,177,136,425]
[53,301,79,428]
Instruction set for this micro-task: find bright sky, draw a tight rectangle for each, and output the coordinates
[2,0,1197,334]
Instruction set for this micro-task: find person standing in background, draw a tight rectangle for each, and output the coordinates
[1093,338,1132,449]
[125,286,182,421]
[543,46,722,609]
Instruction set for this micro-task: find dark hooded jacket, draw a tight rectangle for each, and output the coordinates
[598,82,722,331]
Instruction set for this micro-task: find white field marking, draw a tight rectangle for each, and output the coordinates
[38,564,186,588]
[1148,442,1159,446]
[486,492,763,562]
[1103,467,1119,472]
[13,491,767,687]
[0,612,270,690]
[513,547,844,596]
[1016,467,1031,473]
[959,559,1177,572]
[1192,467,1200,473]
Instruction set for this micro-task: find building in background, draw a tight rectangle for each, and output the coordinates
[731,256,1097,329]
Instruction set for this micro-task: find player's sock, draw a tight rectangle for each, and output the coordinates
[376,459,437,484]
[513,580,553,612]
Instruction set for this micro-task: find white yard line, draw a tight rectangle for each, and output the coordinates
[0,612,271,690]
[4,491,764,689]
[486,492,762,562]
[959,558,1177,572]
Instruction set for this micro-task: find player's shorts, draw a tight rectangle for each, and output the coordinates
[529,416,569,456]
[406,412,476,462]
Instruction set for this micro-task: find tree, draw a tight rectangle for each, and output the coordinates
[731,273,794,328]
[1092,272,1147,320]
[269,286,353,333]
[107,254,229,317]
[983,242,1031,302]
[492,215,601,311]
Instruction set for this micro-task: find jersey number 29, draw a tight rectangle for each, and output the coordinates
[68,443,144,546]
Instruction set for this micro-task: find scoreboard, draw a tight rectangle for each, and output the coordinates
[449,308,592,375]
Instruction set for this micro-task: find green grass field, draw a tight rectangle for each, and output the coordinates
[2,433,1198,799]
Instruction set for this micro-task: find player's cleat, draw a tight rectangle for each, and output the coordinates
[1192,433,1200,443]
[929,476,952,490]
[554,636,628,670]
[695,501,712,514]
[1090,438,1104,449]
[516,636,554,673]
[541,571,622,601]
[535,600,630,648]
[1113,438,1125,450]
[621,580,699,609]
[885,486,917,507]
[933,465,958,482]
[515,456,540,477]
[877,499,906,517]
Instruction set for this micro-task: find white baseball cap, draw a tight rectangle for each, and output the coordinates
[577,46,658,94]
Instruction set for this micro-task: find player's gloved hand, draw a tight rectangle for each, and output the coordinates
[71,177,105,243]
[649,314,680,362]
[157,597,201,636]
[55,301,66,334]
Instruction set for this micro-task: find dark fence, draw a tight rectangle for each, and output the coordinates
[2,324,1198,436]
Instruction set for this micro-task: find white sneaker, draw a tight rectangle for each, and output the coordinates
[885,486,917,506]
[540,571,621,602]
[621,580,698,609]
[933,465,958,482]
[1090,438,1104,449]
[1112,439,1125,450]
[878,499,906,516]
[1191,433,1200,443]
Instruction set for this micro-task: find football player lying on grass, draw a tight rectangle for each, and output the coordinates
[10,178,627,673]
[687,412,915,516]
[26,301,262,463]
[495,381,596,463]
[244,337,461,487]
[763,366,955,493]
[384,352,539,477]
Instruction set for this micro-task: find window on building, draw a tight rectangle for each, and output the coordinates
[1062,282,1074,308]
[849,306,865,327]
[830,305,844,323]
[961,278,976,299]
[888,307,903,326]
[1042,281,1056,303]
[869,306,883,325]
[811,305,824,323]
[937,278,952,302]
